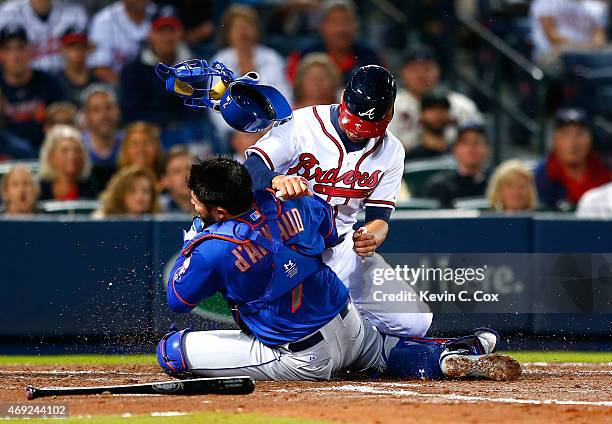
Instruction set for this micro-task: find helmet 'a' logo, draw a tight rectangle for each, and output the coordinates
[358,108,376,119]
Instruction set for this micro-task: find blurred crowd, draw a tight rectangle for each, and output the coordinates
[0,0,611,218]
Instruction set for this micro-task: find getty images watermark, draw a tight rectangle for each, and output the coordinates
[365,253,612,314]
[372,264,500,303]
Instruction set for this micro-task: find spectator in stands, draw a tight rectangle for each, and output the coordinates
[120,5,204,147]
[94,165,160,216]
[56,29,99,106]
[0,164,39,215]
[0,93,36,160]
[0,25,65,149]
[214,5,290,98]
[0,0,88,72]
[0,131,35,160]
[287,0,383,84]
[38,124,99,200]
[164,0,214,51]
[266,0,320,42]
[293,53,342,109]
[159,145,193,214]
[535,108,611,210]
[389,44,481,151]
[405,89,453,160]
[210,5,290,140]
[530,0,608,68]
[88,0,157,84]
[82,84,123,189]
[44,102,78,134]
[487,160,538,212]
[423,122,490,208]
[576,182,612,218]
[117,121,164,179]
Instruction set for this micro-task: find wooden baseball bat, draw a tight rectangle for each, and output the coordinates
[26,376,255,399]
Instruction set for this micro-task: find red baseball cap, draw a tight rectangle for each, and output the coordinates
[152,6,183,31]
[60,30,90,47]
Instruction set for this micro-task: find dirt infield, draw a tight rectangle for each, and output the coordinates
[1,363,611,423]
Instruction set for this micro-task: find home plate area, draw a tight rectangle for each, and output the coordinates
[0,363,611,423]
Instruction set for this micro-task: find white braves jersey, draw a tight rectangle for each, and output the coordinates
[0,0,88,72]
[246,105,405,236]
[87,1,157,72]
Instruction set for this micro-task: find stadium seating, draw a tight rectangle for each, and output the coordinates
[0,160,39,177]
[453,197,490,211]
[38,200,100,215]
[395,198,441,210]
[403,157,456,197]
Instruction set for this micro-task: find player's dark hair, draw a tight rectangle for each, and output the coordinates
[187,156,253,215]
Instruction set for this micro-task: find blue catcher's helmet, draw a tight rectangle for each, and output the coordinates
[218,75,293,133]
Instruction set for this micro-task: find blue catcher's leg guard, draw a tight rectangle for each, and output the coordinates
[157,326,192,377]
[384,328,498,379]
[385,337,448,379]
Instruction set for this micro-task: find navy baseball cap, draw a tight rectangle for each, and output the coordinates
[403,44,436,66]
[454,121,488,146]
[420,88,450,110]
[0,24,27,45]
[457,121,486,137]
[554,108,587,128]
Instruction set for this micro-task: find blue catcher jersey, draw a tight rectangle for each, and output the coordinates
[167,190,349,346]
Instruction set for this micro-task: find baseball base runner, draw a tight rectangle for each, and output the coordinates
[244,65,432,337]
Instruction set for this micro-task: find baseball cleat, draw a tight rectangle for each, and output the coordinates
[474,328,499,354]
[441,353,522,381]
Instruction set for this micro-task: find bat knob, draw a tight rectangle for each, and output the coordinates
[25,386,36,400]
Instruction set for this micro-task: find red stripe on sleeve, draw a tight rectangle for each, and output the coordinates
[247,146,275,170]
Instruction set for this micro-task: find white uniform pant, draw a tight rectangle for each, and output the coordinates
[323,230,433,337]
[182,301,386,380]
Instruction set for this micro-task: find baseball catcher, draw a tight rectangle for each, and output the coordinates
[158,156,387,379]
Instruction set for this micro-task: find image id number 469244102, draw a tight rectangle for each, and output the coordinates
[1,403,69,418]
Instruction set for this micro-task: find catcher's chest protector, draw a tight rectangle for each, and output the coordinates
[181,191,322,315]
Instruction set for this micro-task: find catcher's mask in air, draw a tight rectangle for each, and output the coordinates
[155,60,292,133]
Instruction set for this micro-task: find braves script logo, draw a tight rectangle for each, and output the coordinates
[287,153,382,199]
[358,107,376,119]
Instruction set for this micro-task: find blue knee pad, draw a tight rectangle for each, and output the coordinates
[157,327,192,377]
